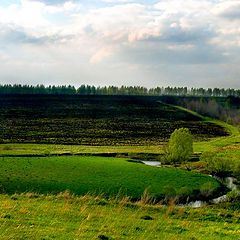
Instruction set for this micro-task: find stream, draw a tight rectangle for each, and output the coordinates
[187,177,239,208]
[141,161,239,208]
[141,161,161,167]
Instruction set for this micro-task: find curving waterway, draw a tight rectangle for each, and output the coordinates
[141,161,239,208]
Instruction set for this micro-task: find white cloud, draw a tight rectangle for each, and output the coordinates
[213,1,240,20]
[3,0,48,28]
[101,0,133,2]
[90,46,115,63]
[0,0,240,88]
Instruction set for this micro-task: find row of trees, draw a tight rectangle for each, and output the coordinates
[0,84,240,97]
[180,97,240,125]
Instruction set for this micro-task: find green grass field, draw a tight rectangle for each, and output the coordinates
[0,143,163,156]
[0,156,221,200]
[0,193,239,240]
[0,95,239,239]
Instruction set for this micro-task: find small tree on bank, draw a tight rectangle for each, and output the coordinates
[165,128,193,164]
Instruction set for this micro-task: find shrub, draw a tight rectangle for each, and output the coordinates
[165,128,193,164]
[200,152,233,177]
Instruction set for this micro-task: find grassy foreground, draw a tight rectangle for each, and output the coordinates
[0,156,220,200]
[0,193,239,240]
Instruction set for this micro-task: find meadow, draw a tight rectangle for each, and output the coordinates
[0,94,239,239]
[0,156,221,201]
[0,193,239,240]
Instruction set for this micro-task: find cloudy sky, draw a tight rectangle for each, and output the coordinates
[0,0,240,88]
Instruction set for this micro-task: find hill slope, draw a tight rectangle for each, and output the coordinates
[0,95,228,145]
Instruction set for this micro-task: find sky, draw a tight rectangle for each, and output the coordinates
[0,0,240,88]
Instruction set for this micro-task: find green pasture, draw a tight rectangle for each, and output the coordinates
[0,156,220,200]
[0,143,163,156]
[211,146,240,167]
[0,96,239,239]
[194,119,240,153]
[0,194,239,239]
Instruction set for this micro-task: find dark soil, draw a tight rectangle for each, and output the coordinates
[0,95,228,145]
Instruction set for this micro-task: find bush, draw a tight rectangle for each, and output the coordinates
[200,152,233,177]
[165,128,193,164]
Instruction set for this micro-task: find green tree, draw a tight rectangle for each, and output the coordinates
[165,128,193,164]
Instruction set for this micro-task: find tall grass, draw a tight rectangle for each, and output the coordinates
[0,193,239,240]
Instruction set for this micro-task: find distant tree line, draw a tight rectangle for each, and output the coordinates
[161,95,240,125]
[181,97,240,125]
[0,84,240,97]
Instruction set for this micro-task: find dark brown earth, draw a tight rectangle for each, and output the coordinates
[0,95,228,145]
